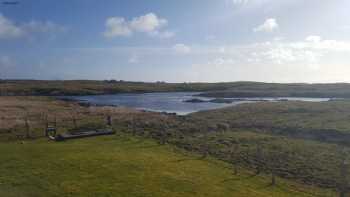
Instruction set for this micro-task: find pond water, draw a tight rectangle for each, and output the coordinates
[63,92,330,115]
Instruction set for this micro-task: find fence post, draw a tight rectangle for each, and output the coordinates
[54,115,57,128]
[72,114,77,129]
[339,148,348,197]
[231,143,239,175]
[107,115,112,127]
[255,142,263,175]
[132,117,136,136]
[25,116,30,139]
[44,114,49,137]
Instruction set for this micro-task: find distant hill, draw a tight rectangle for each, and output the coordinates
[2,80,350,98]
[197,82,350,98]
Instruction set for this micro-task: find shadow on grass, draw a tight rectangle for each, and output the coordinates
[221,173,258,183]
[171,158,203,163]
[255,182,277,190]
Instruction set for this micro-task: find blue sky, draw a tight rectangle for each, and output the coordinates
[1,0,350,82]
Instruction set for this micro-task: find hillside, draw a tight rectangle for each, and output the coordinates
[0,80,232,96]
[197,82,350,98]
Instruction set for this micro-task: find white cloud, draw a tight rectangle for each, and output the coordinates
[290,36,350,51]
[208,57,235,67]
[0,13,65,39]
[259,47,322,68]
[104,17,132,37]
[0,14,24,39]
[183,36,350,75]
[129,13,167,33]
[305,35,321,43]
[254,18,279,33]
[173,44,191,54]
[231,0,249,5]
[104,13,174,39]
[185,37,350,82]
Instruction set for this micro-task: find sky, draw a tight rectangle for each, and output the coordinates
[0,0,350,83]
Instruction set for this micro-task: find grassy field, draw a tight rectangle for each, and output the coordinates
[183,101,350,188]
[189,100,350,144]
[0,134,334,197]
[175,130,346,188]
[0,96,348,196]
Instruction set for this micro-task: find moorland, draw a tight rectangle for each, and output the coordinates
[3,80,350,98]
[2,81,350,196]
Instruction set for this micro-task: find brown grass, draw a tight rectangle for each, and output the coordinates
[0,96,149,140]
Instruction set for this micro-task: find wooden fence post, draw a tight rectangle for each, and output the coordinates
[132,117,136,136]
[44,114,49,137]
[255,142,263,175]
[107,115,112,127]
[72,114,77,129]
[339,148,348,197]
[25,116,30,139]
[54,115,57,128]
[231,143,239,175]
[201,144,209,159]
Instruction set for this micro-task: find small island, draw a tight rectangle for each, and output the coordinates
[183,98,207,103]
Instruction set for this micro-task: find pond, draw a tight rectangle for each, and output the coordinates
[62,92,330,115]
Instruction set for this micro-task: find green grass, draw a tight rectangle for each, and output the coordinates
[0,134,333,197]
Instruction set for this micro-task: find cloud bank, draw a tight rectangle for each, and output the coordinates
[0,13,66,39]
[104,13,174,39]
